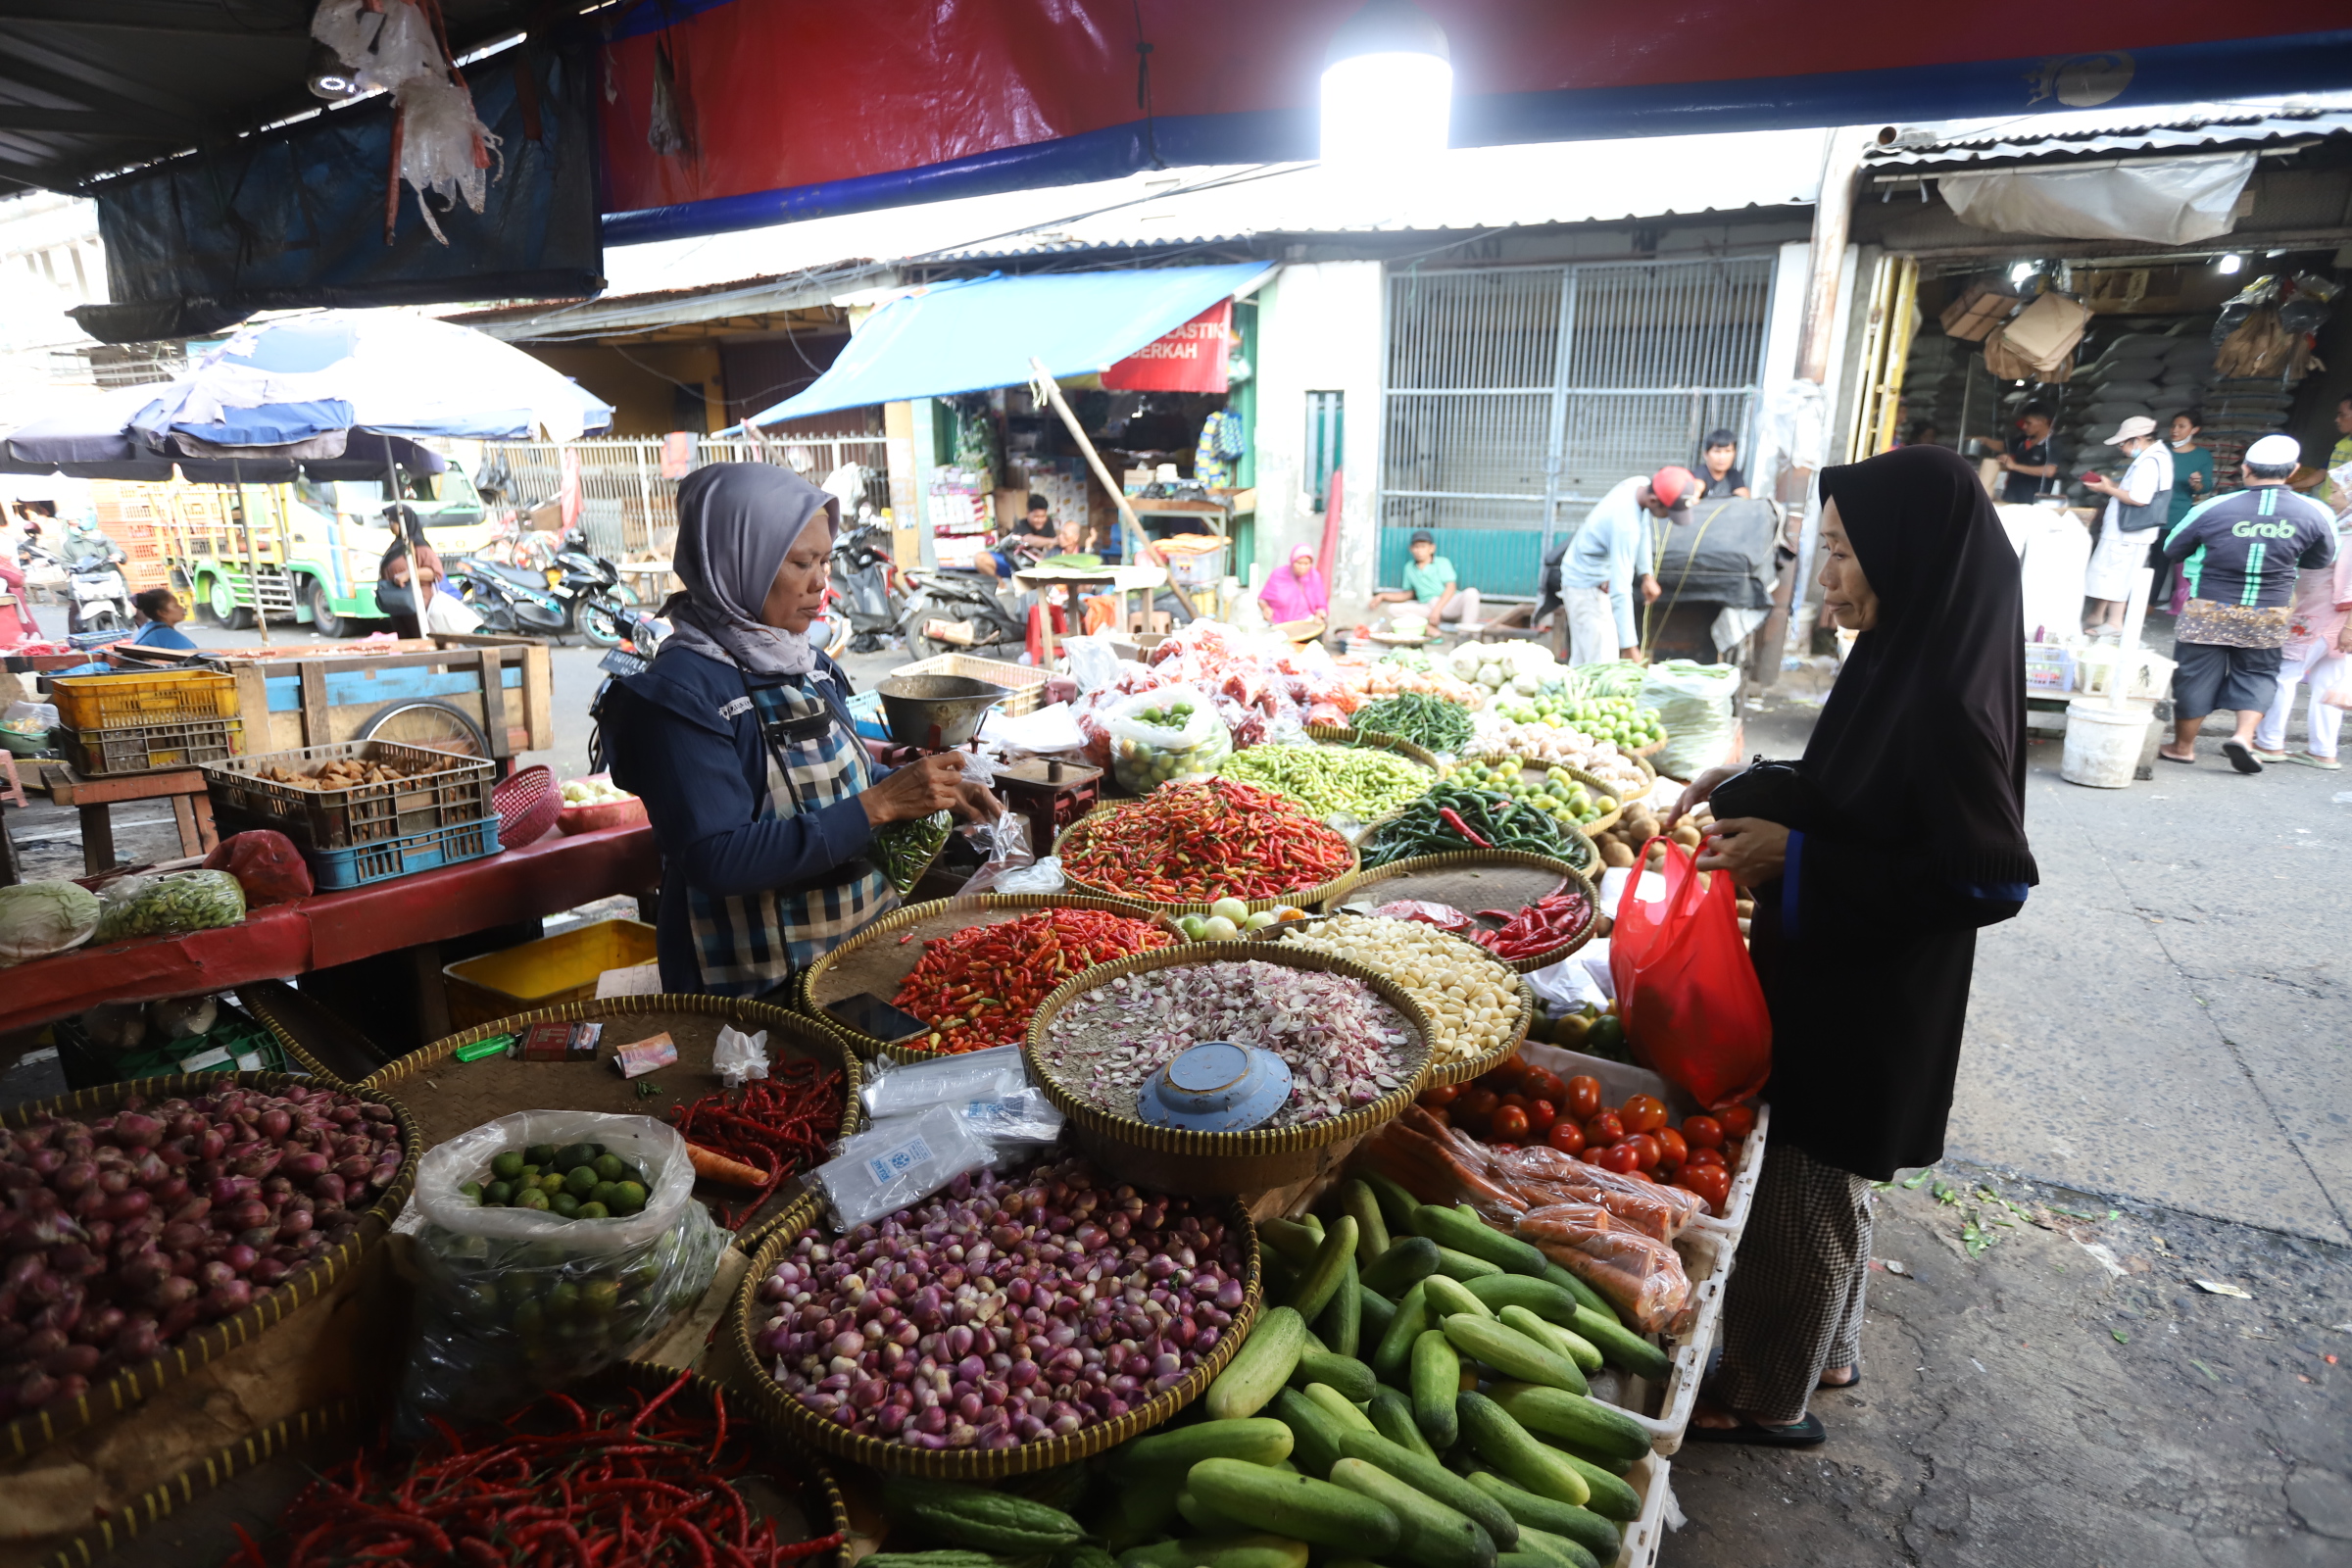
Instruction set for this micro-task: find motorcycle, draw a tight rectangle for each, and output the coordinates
[895,565,1028,660]
[586,603,668,773]
[827,516,906,654]
[448,533,631,646]
[38,545,131,635]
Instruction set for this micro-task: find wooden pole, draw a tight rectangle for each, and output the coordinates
[1029,358,1147,566]
[232,458,271,646]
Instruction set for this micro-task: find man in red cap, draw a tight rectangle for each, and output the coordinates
[1554,467,1688,663]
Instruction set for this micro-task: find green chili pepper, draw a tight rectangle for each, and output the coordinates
[871,808,952,893]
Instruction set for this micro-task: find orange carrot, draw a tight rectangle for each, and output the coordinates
[682,1141,769,1189]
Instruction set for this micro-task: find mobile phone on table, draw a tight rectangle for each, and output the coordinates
[827,993,931,1041]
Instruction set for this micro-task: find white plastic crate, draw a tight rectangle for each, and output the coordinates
[1614,1451,1676,1568]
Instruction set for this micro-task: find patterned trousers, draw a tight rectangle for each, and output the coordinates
[1712,1140,1874,1425]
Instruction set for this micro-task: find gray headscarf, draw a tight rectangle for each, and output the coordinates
[661,463,837,676]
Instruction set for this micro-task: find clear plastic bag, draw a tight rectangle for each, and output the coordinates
[1105,684,1231,792]
[860,1043,1029,1120]
[981,855,1065,895]
[868,1089,1064,1160]
[1637,661,1741,780]
[713,1025,770,1088]
[808,1104,995,1232]
[958,812,1036,897]
[1058,633,1123,693]
[392,1110,727,1431]
[0,881,100,965]
[92,869,247,943]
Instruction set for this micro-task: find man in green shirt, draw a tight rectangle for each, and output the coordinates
[1373,530,1480,628]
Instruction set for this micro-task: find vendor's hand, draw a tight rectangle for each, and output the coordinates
[1641,574,1661,605]
[1995,453,2017,470]
[954,780,1004,823]
[1666,765,1739,829]
[859,754,976,827]
[1695,816,1789,888]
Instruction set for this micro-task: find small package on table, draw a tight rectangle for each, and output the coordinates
[514,1021,603,1062]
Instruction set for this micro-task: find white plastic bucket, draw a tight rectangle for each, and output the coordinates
[2062,698,2150,788]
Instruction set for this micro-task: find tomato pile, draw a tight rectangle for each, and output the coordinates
[1419,1054,1754,1215]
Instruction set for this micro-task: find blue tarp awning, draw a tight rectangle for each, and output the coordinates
[746,264,1272,425]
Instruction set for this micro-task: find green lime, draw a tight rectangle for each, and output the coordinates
[589,1181,620,1209]
[593,1153,627,1183]
[518,1164,540,1181]
[538,1173,566,1197]
[491,1151,524,1181]
[564,1165,599,1198]
[517,1187,550,1211]
[612,1180,648,1216]
[559,1143,600,1172]
[512,1298,544,1332]
[546,1281,580,1318]
[581,1279,619,1315]
[525,1144,557,1166]
[484,1181,513,1206]
[460,1181,483,1201]
[550,1193,582,1218]
[575,1201,610,1220]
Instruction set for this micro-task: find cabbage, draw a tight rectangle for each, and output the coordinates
[0,881,102,966]
[1449,642,1485,678]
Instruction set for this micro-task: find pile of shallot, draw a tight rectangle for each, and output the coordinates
[754,1157,1247,1452]
[0,1083,404,1421]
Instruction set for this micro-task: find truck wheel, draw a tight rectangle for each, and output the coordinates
[306,579,350,639]
[208,575,254,630]
[358,699,489,758]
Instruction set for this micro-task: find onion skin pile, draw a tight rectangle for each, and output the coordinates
[0,1084,403,1421]
[755,1158,1247,1452]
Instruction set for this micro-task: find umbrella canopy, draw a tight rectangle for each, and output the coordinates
[0,385,449,482]
[133,311,614,452]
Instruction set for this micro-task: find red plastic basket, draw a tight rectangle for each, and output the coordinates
[491,763,562,850]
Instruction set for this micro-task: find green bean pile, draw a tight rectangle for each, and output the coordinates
[1351,690,1475,754]
[1218,742,1436,821]
[1360,780,1592,870]
[871,809,952,892]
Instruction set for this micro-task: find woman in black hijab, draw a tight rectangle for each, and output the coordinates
[1672,444,2037,1446]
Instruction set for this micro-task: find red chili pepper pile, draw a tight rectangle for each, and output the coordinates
[228,1370,843,1567]
[1060,778,1354,904]
[668,1059,845,1228]
[893,906,1175,1054]
[1473,889,1592,960]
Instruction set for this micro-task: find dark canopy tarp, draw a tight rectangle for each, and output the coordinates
[1651,497,1781,610]
[71,35,602,345]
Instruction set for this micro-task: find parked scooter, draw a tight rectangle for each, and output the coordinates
[827,515,906,653]
[895,566,1027,660]
[33,545,132,635]
[447,532,631,645]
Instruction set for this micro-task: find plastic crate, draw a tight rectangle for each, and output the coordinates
[2024,643,2078,692]
[47,668,238,729]
[890,652,1050,715]
[847,688,890,740]
[302,814,501,892]
[48,1004,287,1092]
[1160,540,1230,588]
[441,917,661,1028]
[203,740,496,849]
[60,715,243,775]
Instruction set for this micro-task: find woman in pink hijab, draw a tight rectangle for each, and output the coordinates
[1258,543,1329,631]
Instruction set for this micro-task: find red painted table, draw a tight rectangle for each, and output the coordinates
[0,822,660,1036]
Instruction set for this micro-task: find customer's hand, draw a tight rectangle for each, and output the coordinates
[860,754,988,827]
[1666,764,1740,829]
[1695,816,1789,888]
[1640,574,1661,605]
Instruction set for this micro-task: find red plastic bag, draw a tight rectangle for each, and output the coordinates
[1607,837,1770,1109]
[202,829,315,906]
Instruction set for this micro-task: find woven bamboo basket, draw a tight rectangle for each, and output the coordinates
[1338,849,1600,975]
[1554,765,1632,837]
[732,1188,1262,1479]
[1302,723,1444,770]
[362,994,861,1246]
[0,1073,420,1464]
[1022,943,1435,1195]
[1054,800,1360,917]
[796,893,1186,1063]
[1268,917,1537,1086]
[26,1365,854,1568]
[1355,800,1599,879]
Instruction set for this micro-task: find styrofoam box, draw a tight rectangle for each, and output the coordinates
[1614,1451,1675,1568]
[1516,1042,1771,1456]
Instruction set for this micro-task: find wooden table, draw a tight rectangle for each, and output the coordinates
[1009,563,1171,662]
[45,764,219,873]
[0,820,659,1036]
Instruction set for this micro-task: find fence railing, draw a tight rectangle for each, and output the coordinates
[478,435,892,559]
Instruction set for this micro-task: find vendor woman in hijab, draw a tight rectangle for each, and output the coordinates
[1257,543,1329,634]
[1668,444,2037,1446]
[598,465,1000,997]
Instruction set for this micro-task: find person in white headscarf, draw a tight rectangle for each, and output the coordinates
[597,465,997,997]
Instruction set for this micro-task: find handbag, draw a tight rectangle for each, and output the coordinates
[2111,485,2171,533]
[1707,756,1830,834]
[374,578,417,616]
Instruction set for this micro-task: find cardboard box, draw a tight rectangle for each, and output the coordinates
[1939,282,2017,341]
[1995,291,2090,371]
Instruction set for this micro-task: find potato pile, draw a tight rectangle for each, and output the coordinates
[1589,797,1752,936]
[257,755,452,791]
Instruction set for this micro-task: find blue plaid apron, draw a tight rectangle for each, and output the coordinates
[685,672,898,995]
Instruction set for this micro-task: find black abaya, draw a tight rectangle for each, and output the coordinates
[1745,446,2038,1182]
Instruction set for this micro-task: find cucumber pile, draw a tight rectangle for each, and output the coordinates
[1092,1180,1661,1568]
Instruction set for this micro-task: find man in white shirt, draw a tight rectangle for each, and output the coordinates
[1558,468,1688,664]
[2081,416,2172,636]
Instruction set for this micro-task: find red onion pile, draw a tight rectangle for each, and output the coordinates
[754,1156,1248,1452]
[0,1084,404,1422]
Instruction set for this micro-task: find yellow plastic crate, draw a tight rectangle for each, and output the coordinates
[48,669,238,731]
[440,918,660,1029]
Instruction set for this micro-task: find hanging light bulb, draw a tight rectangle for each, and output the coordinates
[1320,0,1451,172]
[2217,254,2243,274]
[306,39,360,100]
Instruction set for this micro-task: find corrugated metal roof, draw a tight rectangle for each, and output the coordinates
[1862,106,2352,170]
